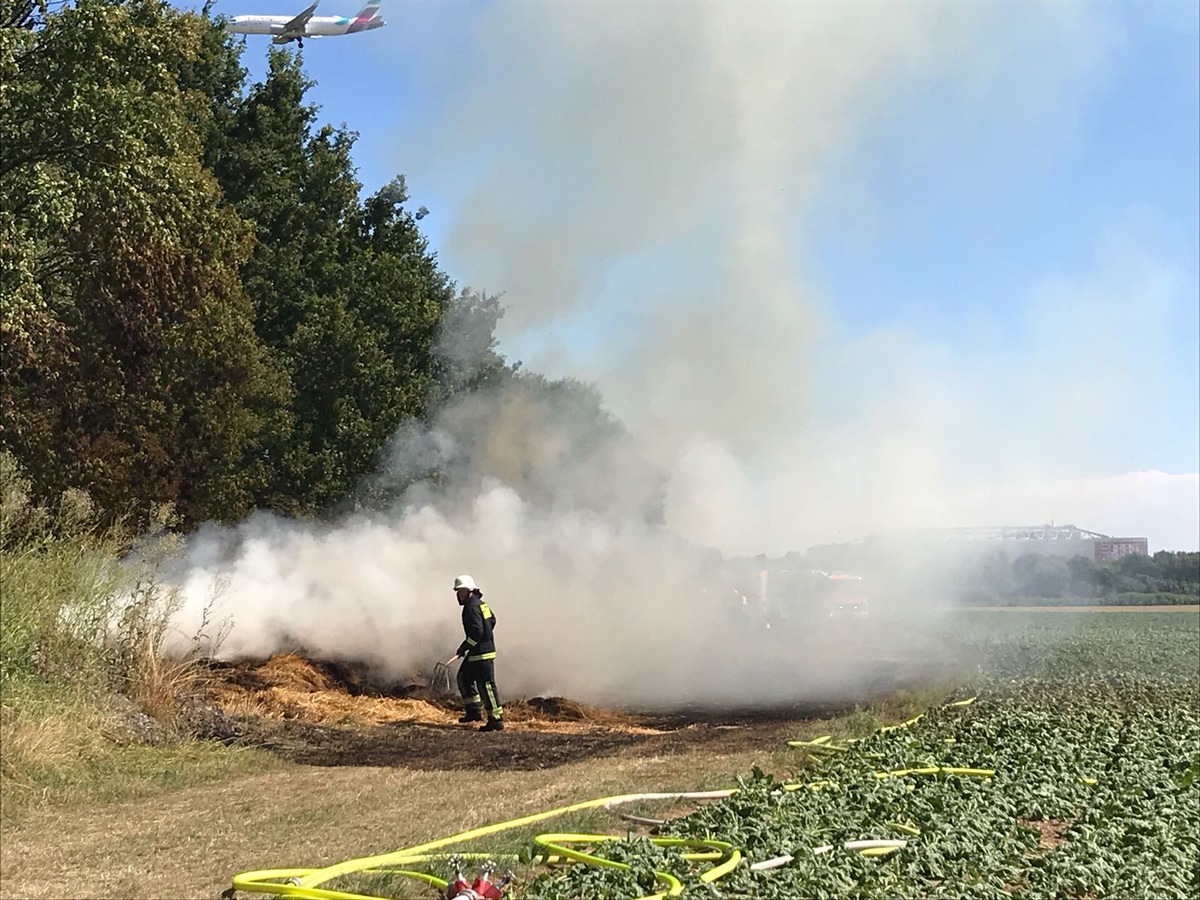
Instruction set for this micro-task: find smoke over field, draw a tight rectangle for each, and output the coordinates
[165,1,1197,707]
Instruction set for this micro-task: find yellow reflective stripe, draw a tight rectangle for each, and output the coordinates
[468,651,496,660]
[485,684,502,718]
[464,638,478,646]
[479,603,492,619]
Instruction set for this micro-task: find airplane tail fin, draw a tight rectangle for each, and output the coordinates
[352,0,381,21]
[344,0,382,32]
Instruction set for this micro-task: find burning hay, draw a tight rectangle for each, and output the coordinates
[205,654,662,735]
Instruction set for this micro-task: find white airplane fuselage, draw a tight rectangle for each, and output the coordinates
[224,13,374,35]
[225,0,385,45]
[227,13,383,37]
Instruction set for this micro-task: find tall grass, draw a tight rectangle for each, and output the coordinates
[0,452,188,702]
[0,452,251,821]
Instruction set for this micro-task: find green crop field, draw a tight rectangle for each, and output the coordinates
[223,612,1199,900]
[522,612,1199,899]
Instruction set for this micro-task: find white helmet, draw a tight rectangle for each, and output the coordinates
[453,575,478,592]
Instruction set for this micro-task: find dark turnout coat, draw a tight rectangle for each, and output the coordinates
[456,593,496,661]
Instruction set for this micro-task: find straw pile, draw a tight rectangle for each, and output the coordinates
[207,654,662,735]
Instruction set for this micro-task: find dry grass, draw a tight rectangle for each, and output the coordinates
[0,704,112,817]
[0,709,80,778]
[0,696,277,831]
[1,651,229,826]
[0,653,953,899]
[126,653,212,730]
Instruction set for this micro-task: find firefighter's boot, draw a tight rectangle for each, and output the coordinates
[458,708,483,724]
[479,718,504,732]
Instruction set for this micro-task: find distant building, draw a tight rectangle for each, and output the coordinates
[918,525,1149,563]
[802,524,1150,568]
[1094,537,1149,562]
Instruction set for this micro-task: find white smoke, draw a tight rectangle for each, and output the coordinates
[167,476,871,705]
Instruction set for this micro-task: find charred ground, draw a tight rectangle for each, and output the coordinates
[198,653,906,771]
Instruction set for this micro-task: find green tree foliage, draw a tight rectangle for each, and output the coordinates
[973,550,1199,603]
[352,364,665,524]
[200,51,482,514]
[0,0,289,526]
[434,371,666,522]
[1152,550,1200,585]
[0,0,41,29]
[802,542,1198,606]
[430,287,512,399]
[1012,553,1070,599]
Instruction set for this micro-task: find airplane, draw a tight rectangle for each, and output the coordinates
[225,0,385,48]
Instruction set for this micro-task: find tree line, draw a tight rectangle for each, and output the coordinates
[1,0,647,531]
[959,550,1200,605]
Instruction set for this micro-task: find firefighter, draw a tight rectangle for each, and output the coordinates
[452,575,503,731]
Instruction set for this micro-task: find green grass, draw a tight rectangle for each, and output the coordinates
[3,736,279,820]
[961,592,1198,607]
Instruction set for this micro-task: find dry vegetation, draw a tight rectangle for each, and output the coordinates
[207,652,664,735]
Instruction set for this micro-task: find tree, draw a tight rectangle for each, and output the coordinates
[1012,554,1069,599]
[0,0,40,29]
[1153,551,1200,588]
[422,371,666,522]
[1115,552,1159,579]
[200,52,485,515]
[0,0,289,526]
[3,3,633,532]
[431,287,512,400]
[1066,555,1099,598]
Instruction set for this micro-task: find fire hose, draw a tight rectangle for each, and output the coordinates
[229,789,742,900]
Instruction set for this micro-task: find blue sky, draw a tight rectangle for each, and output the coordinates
[207,0,1199,549]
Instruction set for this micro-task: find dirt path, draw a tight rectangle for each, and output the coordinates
[0,714,813,900]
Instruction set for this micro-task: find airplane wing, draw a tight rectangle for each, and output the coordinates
[281,0,318,33]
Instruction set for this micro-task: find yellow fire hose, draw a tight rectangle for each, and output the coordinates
[530,834,741,899]
[230,790,742,900]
